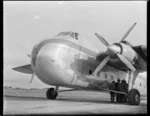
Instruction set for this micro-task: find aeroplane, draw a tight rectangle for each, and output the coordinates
[13,23,147,105]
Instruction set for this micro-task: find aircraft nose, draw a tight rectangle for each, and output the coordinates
[34,42,69,85]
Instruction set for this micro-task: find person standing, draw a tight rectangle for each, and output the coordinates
[118,80,128,103]
[124,80,128,102]
[109,81,116,103]
[115,79,121,102]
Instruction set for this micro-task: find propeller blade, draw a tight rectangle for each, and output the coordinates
[117,53,136,71]
[30,73,35,83]
[120,23,137,42]
[94,56,110,76]
[95,33,109,47]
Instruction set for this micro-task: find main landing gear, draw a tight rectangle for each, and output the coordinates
[46,86,59,99]
[127,71,140,105]
[127,89,140,105]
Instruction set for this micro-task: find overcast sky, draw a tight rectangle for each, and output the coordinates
[4,1,147,88]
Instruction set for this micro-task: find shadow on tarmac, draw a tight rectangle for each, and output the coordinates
[4,95,131,105]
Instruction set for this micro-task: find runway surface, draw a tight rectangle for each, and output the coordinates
[3,88,147,114]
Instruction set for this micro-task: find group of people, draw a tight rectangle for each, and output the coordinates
[109,79,128,103]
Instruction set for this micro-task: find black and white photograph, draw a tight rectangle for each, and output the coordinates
[4,1,147,114]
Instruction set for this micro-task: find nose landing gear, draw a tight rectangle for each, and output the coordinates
[46,88,58,99]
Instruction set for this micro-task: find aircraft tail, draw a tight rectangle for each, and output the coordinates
[12,64,33,74]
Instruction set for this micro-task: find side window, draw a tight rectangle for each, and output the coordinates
[111,75,114,80]
[75,33,78,40]
[63,32,71,36]
[89,70,93,75]
[56,31,78,40]
[70,32,75,38]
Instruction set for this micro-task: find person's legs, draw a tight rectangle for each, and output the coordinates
[116,93,119,102]
[119,94,123,103]
[111,93,115,103]
[122,95,125,103]
[110,93,112,102]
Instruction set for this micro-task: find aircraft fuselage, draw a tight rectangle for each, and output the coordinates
[30,37,133,91]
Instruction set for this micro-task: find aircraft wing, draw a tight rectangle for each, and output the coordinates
[12,64,33,74]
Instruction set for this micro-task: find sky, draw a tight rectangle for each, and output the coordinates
[4,1,147,88]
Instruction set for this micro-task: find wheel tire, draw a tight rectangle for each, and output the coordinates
[46,88,58,99]
[128,89,140,105]
[51,91,58,99]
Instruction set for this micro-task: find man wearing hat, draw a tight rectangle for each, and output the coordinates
[119,79,128,103]
[115,79,121,102]
[109,81,116,103]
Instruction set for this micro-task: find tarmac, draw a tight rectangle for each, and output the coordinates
[3,88,147,114]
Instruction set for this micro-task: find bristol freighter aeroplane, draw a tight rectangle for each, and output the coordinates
[13,23,147,105]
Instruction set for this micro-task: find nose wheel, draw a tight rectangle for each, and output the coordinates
[46,88,58,99]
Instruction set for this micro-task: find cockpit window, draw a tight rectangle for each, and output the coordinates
[56,31,78,40]
[70,32,75,38]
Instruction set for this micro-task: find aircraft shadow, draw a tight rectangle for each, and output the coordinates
[57,97,114,105]
[4,95,136,106]
[57,97,134,106]
[4,95,112,104]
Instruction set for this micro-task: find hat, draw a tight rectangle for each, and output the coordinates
[122,79,126,82]
[117,79,120,81]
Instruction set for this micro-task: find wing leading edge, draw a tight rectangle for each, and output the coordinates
[12,64,33,74]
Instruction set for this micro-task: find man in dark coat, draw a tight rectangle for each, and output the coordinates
[109,81,116,103]
[118,80,128,103]
[115,79,121,102]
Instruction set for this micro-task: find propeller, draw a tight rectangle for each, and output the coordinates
[120,23,136,42]
[30,73,35,83]
[116,53,136,71]
[94,23,137,75]
[95,33,109,47]
[27,54,35,83]
[93,56,110,76]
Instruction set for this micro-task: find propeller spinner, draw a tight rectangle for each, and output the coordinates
[94,23,136,76]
